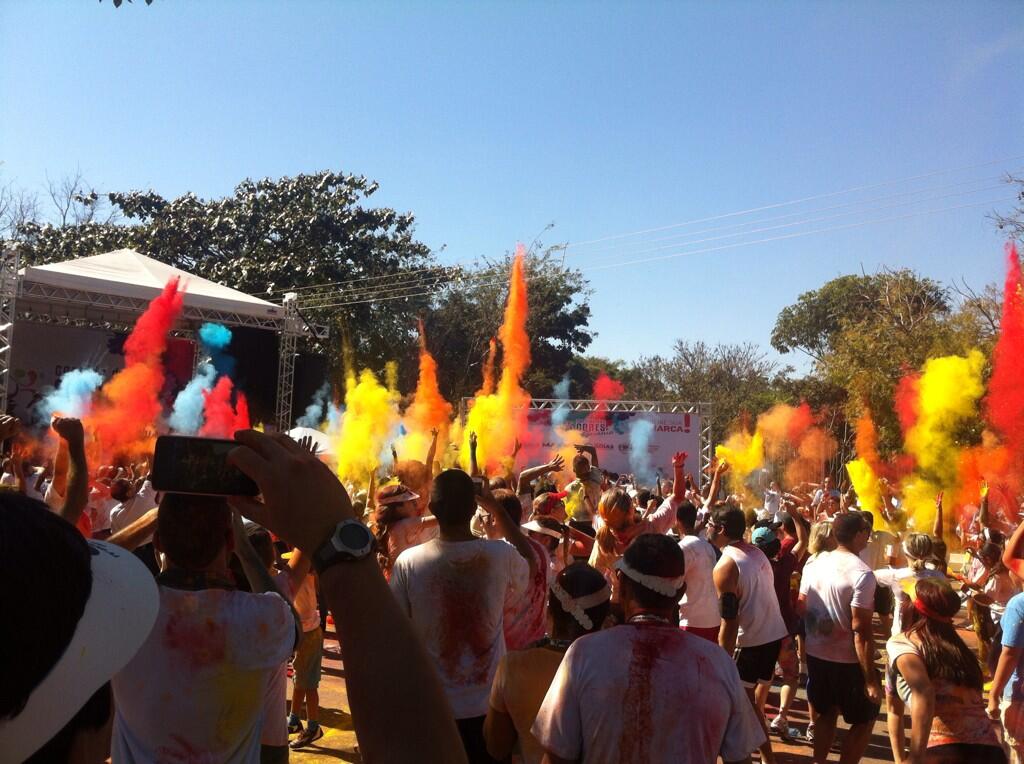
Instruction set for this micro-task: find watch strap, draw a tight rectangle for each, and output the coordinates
[312,520,376,574]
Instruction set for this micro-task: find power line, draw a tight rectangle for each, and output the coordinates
[298,184,1012,306]
[257,154,1024,298]
[558,172,1013,258]
[300,195,1013,311]
[566,182,1008,268]
[297,177,1010,305]
[289,173,1014,304]
[559,153,1024,250]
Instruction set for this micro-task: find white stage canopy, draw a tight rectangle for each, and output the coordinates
[1,246,326,429]
[18,249,288,328]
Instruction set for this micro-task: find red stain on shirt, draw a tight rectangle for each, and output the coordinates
[618,626,713,761]
[617,626,663,761]
[163,613,226,669]
[504,537,549,650]
[437,554,493,686]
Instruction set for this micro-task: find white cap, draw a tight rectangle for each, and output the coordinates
[0,540,159,762]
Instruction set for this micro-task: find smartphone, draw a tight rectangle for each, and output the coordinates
[472,476,486,496]
[151,435,259,496]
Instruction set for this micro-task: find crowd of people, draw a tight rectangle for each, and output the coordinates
[7,412,1024,764]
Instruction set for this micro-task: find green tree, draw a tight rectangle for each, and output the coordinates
[423,249,593,404]
[993,174,1024,241]
[15,170,436,373]
[771,268,994,453]
[586,341,784,445]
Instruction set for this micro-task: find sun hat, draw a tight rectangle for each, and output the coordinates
[0,539,159,762]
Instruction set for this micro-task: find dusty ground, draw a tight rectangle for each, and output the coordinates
[289,568,984,763]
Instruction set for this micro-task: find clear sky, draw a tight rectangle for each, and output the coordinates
[2,0,1022,370]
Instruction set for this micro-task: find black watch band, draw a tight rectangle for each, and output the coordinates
[312,519,376,574]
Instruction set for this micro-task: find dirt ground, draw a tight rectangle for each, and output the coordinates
[289,560,986,763]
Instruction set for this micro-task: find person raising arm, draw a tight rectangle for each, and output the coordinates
[53,417,90,534]
[228,430,467,764]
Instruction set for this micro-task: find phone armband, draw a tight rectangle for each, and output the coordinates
[720,591,739,620]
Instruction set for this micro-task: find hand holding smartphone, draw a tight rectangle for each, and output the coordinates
[471,476,486,496]
[151,435,259,496]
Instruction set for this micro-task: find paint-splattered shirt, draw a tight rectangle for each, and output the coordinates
[390,537,530,718]
[503,536,551,651]
[532,624,765,763]
[111,585,294,763]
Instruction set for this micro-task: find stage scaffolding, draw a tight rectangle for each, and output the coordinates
[460,397,714,486]
[3,245,327,431]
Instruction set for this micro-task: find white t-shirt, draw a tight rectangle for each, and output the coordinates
[719,542,788,647]
[985,571,1020,622]
[679,535,720,629]
[112,585,294,763]
[88,491,120,533]
[110,481,160,542]
[873,566,945,636]
[532,624,765,763]
[799,549,876,663]
[390,537,529,718]
[764,489,781,516]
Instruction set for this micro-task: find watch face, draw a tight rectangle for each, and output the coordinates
[336,521,371,550]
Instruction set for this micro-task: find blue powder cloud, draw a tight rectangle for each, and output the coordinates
[34,369,104,424]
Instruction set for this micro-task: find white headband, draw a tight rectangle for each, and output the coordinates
[613,558,686,597]
[550,579,611,630]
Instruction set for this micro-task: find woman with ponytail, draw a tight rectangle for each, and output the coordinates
[875,533,946,638]
[587,453,688,604]
[886,577,1004,764]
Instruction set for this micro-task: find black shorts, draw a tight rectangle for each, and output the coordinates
[806,655,881,725]
[735,639,782,687]
[875,585,895,616]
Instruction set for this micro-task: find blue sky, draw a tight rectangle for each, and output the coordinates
[1,0,1022,371]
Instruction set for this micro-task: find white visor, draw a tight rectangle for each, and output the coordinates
[0,540,159,762]
[522,520,563,540]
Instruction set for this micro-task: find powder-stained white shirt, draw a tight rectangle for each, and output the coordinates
[390,537,529,718]
[112,586,293,763]
[533,624,764,763]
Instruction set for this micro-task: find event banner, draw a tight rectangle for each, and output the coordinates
[525,407,702,478]
[7,321,194,422]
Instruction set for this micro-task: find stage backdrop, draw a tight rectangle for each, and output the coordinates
[526,407,702,477]
[8,321,194,423]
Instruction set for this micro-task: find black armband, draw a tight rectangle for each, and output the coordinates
[720,592,739,620]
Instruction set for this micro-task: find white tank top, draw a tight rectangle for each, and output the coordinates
[721,542,788,648]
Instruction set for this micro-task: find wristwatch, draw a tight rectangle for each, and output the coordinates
[312,519,377,574]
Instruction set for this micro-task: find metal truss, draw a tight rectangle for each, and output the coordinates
[529,399,709,414]
[460,397,715,489]
[13,276,329,430]
[274,294,301,432]
[17,280,307,333]
[0,246,19,414]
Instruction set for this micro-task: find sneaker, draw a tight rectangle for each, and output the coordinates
[805,724,815,744]
[290,725,324,749]
[769,719,800,741]
[287,717,303,735]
